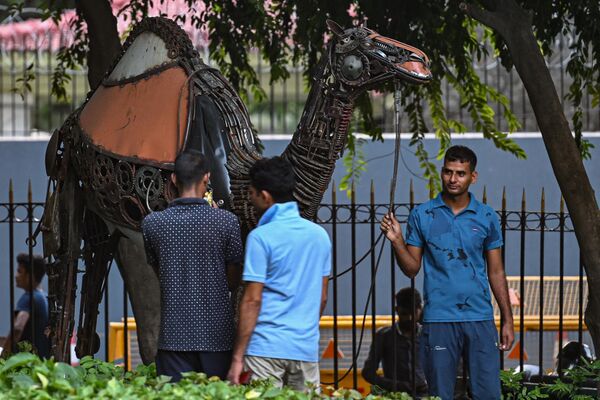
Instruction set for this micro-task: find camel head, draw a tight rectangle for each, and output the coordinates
[326,20,431,93]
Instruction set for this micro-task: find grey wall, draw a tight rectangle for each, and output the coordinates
[0,135,598,360]
[260,135,599,316]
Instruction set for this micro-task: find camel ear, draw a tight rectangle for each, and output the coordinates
[326,19,345,37]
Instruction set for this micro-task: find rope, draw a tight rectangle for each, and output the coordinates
[320,231,387,385]
[321,82,405,387]
[390,81,402,209]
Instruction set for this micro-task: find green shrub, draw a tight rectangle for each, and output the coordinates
[500,361,600,400]
[0,353,440,400]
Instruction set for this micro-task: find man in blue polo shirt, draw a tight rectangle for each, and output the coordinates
[227,156,331,391]
[142,150,243,382]
[380,145,514,399]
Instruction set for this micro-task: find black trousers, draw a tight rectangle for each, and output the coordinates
[156,349,232,382]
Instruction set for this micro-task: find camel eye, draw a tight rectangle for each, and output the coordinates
[341,55,364,80]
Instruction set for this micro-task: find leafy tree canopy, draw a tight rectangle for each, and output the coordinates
[5,1,600,184]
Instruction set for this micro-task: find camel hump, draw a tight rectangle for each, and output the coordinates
[77,18,202,164]
[68,17,261,229]
[79,65,189,164]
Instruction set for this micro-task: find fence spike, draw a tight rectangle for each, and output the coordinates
[409,179,414,207]
[541,187,545,213]
[482,186,487,204]
[370,179,374,204]
[332,179,336,205]
[521,188,526,211]
[28,179,32,203]
[9,179,14,203]
[502,186,506,212]
[351,180,356,204]
[560,195,564,214]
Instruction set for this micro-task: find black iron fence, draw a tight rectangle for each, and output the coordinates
[0,182,593,395]
[1,32,599,137]
[316,184,591,395]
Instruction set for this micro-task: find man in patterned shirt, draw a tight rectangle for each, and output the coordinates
[142,150,243,382]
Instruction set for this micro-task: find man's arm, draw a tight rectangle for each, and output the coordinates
[361,331,408,392]
[486,248,514,351]
[1,311,30,355]
[224,216,244,287]
[227,282,264,384]
[226,263,242,293]
[361,331,387,389]
[320,277,329,316]
[381,213,423,278]
[141,221,159,277]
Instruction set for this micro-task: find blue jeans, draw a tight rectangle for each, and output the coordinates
[419,321,501,400]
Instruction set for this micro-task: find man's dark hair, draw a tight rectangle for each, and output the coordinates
[249,156,296,203]
[395,287,422,314]
[444,145,477,171]
[174,150,209,189]
[17,253,46,284]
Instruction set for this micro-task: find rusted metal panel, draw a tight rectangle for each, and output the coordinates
[79,66,189,164]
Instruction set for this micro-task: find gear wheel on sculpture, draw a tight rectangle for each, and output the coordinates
[92,154,115,190]
[134,166,164,201]
[115,161,135,194]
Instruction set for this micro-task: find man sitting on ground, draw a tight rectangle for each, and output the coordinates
[362,287,428,396]
[1,254,50,358]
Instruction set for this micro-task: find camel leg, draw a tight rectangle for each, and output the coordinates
[113,232,161,364]
[75,210,118,358]
[47,171,83,362]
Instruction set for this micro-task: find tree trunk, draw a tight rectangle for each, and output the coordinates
[463,0,600,354]
[75,0,121,90]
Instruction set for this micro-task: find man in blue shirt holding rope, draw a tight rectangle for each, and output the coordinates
[381,145,514,399]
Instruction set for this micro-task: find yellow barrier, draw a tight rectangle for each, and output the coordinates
[108,317,137,371]
[109,306,588,393]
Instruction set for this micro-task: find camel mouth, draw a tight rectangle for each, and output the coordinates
[367,36,432,83]
[393,59,433,82]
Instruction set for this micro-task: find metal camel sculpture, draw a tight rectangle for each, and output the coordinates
[41,17,431,363]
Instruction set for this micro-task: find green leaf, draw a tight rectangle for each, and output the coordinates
[262,387,283,398]
[36,372,49,389]
[0,353,39,373]
[11,373,36,388]
[245,388,262,399]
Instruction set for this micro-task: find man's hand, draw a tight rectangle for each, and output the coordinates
[381,213,403,243]
[229,283,263,385]
[227,358,244,384]
[499,320,514,351]
[381,213,423,278]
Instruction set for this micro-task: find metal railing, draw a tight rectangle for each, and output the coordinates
[1,32,599,137]
[0,181,593,396]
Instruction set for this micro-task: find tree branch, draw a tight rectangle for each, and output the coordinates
[459,2,503,33]
[462,0,600,357]
[460,0,533,43]
[76,0,121,90]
